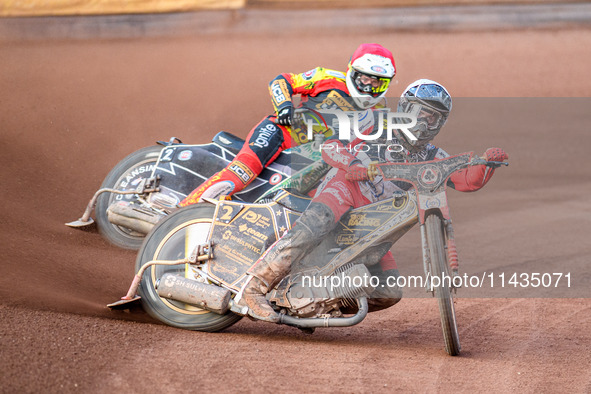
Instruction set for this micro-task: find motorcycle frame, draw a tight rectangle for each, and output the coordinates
[188,153,475,311]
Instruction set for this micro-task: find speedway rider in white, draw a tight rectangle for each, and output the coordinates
[237,79,509,322]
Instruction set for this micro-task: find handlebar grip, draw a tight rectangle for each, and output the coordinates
[472,158,509,168]
[345,163,378,182]
[345,171,369,181]
[486,161,509,168]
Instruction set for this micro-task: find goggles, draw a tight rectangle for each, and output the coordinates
[352,70,391,97]
[414,104,444,132]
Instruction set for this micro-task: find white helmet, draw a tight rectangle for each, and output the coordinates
[346,43,396,109]
[396,79,452,151]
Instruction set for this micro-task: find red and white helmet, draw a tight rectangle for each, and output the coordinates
[346,43,396,109]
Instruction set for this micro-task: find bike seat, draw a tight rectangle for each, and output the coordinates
[212,131,245,155]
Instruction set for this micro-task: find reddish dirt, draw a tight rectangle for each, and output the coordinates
[1,15,590,392]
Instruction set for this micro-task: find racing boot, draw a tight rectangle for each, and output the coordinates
[240,257,291,323]
[239,202,336,322]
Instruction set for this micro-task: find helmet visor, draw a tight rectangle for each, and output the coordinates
[353,71,391,97]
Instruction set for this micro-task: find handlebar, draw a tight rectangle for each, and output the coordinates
[345,156,509,182]
[470,157,510,169]
[293,107,330,134]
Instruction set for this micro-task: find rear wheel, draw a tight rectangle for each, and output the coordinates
[136,203,242,332]
[425,214,461,356]
[95,145,162,250]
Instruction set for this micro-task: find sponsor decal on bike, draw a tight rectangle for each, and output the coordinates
[424,196,442,208]
[119,164,155,188]
[337,233,357,245]
[178,150,193,161]
[269,173,283,185]
[242,210,272,229]
[213,241,258,273]
[238,223,269,242]
[217,135,232,145]
[420,190,447,211]
[160,148,175,162]
[228,161,255,184]
[226,233,262,255]
[373,200,400,211]
[347,213,381,227]
[418,164,441,188]
[290,127,313,145]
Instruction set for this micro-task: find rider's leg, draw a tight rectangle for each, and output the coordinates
[179,116,289,206]
[366,252,402,312]
[241,202,337,322]
[240,171,365,321]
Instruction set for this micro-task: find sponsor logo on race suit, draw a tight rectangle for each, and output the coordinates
[271,79,290,106]
[250,123,279,149]
[302,69,317,80]
[228,162,255,184]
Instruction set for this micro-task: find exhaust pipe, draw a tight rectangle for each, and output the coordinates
[106,201,161,235]
[279,297,368,328]
[156,274,231,315]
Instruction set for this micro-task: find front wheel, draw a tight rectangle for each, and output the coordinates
[95,145,162,250]
[136,203,242,331]
[425,214,461,356]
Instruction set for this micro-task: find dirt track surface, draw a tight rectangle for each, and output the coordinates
[1,14,591,392]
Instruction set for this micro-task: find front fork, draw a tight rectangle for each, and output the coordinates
[420,216,460,294]
[444,219,459,275]
[420,224,432,293]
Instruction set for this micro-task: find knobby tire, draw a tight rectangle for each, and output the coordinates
[425,214,461,356]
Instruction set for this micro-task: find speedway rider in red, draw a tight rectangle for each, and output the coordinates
[238,79,509,322]
[179,43,396,205]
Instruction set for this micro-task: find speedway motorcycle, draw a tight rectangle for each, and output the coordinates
[66,112,331,249]
[108,152,507,356]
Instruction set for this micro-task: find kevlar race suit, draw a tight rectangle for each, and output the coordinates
[241,130,500,320]
[179,67,363,206]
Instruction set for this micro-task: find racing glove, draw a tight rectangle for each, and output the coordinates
[484,147,508,162]
[276,105,293,126]
[345,162,378,182]
[451,147,508,192]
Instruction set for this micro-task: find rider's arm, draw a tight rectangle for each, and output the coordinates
[322,109,381,172]
[435,147,491,192]
[268,67,346,112]
[448,165,494,192]
[439,147,508,192]
[321,139,359,170]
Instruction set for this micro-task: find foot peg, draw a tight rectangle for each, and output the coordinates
[65,217,95,228]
